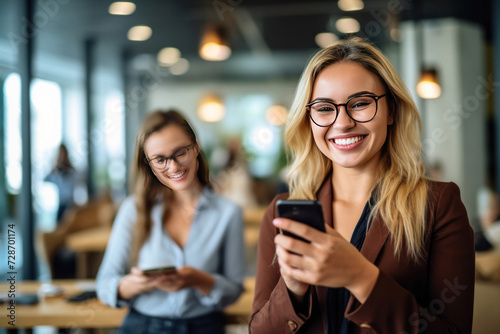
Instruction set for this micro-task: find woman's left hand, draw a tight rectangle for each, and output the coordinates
[273,218,379,303]
[154,266,215,295]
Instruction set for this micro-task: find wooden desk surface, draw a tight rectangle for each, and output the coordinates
[1,279,126,328]
[1,277,255,329]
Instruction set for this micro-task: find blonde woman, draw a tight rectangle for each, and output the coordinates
[250,38,474,333]
[97,110,245,334]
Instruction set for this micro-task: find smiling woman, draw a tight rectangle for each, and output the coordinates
[308,62,393,172]
[249,38,475,334]
[96,109,246,334]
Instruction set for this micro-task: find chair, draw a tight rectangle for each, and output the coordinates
[37,194,116,279]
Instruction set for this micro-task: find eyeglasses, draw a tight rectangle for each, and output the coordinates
[147,144,194,171]
[306,94,387,127]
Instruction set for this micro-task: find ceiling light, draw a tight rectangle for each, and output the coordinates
[416,69,441,99]
[335,17,360,34]
[315,32,339,48]
[127,25,152,41]
[170,58,190,76]
[265,105,288,126]
[199,25,231,61]
[198,95,225,122]
[200,43,231,61]
[338,0,364,11]
[157,47,181,66]
[109,2,136,15]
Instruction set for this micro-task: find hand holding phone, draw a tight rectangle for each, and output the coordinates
[276,199,325,242]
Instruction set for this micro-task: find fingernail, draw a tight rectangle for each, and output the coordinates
[273,219,282,226]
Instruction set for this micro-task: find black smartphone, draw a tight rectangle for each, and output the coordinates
[66,291,97,303]
[276,199,325,242]
[142,266,177,276]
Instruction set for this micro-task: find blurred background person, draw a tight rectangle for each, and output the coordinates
[96,110,245,334]
[476,185,500,251]
[44,143,80,223]
[212,136,258,209]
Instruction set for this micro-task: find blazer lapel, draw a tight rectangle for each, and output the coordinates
[360,214,390,263]
[317,173,333,229]
[315,174,333,322]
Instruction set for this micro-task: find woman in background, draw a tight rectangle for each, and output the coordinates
[250,38,474,333]
[97,110,245,334]
[45,143,79,222]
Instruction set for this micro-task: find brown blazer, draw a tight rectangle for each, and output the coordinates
[249,176,475,333]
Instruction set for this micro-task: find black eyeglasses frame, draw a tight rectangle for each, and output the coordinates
[306,93,387,127]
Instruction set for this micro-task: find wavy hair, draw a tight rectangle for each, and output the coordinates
[130,109,210,264]
[285,38,428,262]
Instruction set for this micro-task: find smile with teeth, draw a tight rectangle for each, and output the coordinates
[168,170,187,179]
[333,136,365,146]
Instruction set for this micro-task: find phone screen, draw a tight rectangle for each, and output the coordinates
[276,200,325,242]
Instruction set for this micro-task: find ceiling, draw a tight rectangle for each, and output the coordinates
[1,0,494,80]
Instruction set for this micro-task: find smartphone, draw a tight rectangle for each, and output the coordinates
[276,199,325,242]
[66,291,97,303]
[142,266,177,276]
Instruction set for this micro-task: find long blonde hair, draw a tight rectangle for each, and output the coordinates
[285,38,428,262]
[130,109,210,264]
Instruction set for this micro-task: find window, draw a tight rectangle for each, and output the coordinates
[31,78,63,231]
[4,73,22,193]
[4,73,65,231]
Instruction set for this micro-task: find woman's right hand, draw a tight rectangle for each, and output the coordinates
[117,267,163,300]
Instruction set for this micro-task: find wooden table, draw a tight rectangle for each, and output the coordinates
[0,277,254,329]
[1,280,126,329]
[225,277,255,324]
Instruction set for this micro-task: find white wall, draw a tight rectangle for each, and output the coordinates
[400,18,487,224]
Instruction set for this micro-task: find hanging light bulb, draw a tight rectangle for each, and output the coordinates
[127,25,152,41]
[417,69,442,99]
[198,95,225,122]
[338,0,364,11]
[315,32,339,48]
[157,47,181,66]
[108,2,136,15]
[335,17,360,34]
[199,25,231,61]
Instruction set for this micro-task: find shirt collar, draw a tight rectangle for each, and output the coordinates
[195,185,214,211]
